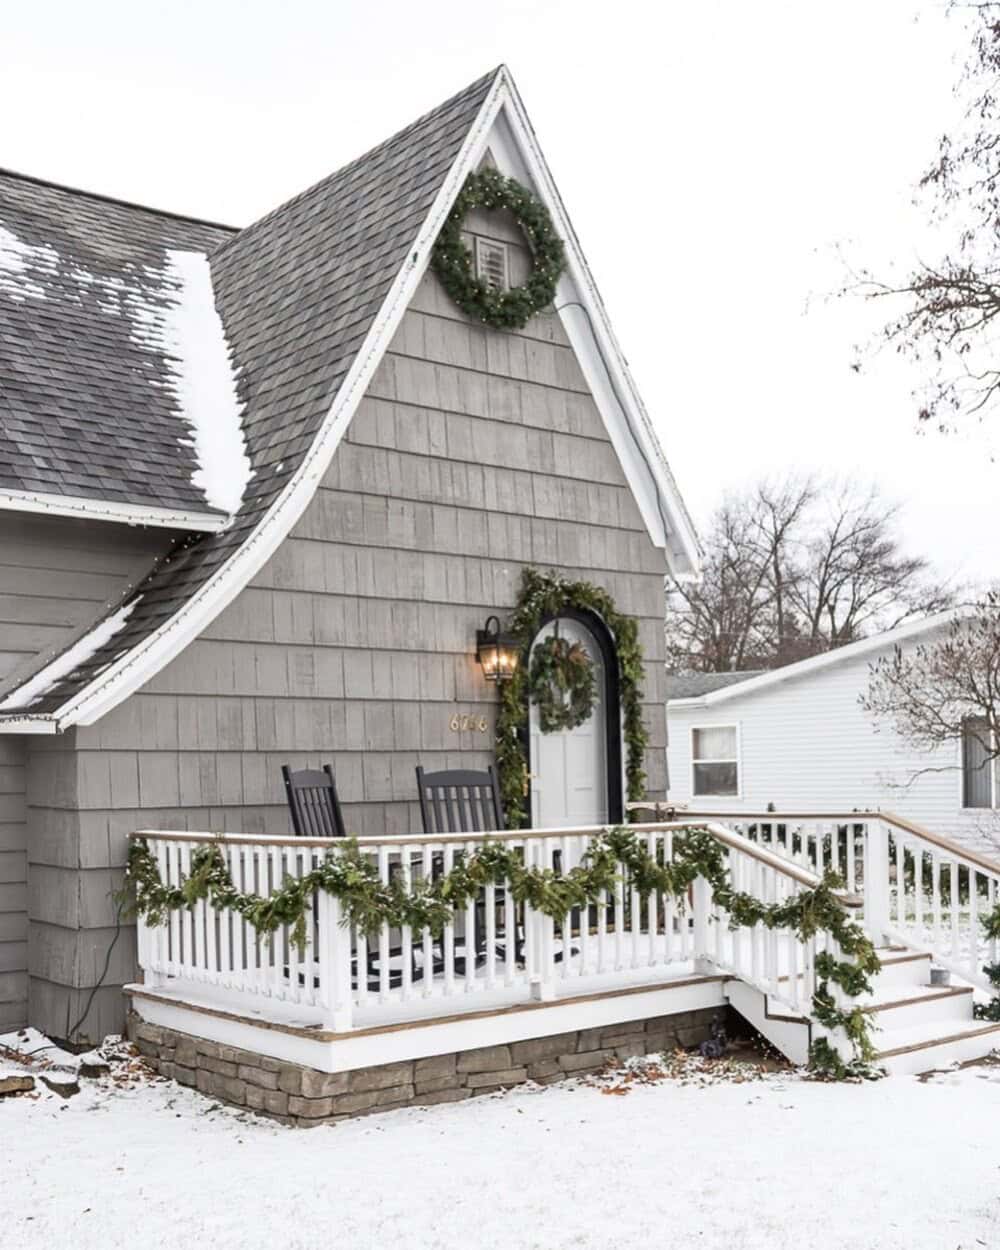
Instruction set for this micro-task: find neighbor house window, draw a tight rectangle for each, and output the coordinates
[962,716,996,809]
[692,725,739,797]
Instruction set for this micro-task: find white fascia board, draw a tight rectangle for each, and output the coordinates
[0,488,230,532]
[27,75,509,732]
[0,713,58,734]
[667,607,969,710]
[486,88,702,580]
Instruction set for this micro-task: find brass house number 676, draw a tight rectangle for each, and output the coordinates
[450,713,489,733]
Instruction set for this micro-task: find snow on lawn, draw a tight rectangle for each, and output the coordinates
[4,1048,1000,1250]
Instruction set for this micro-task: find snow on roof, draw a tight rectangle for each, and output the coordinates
[132,249,252,515]
[0,222,58,301]
[0,598,140,711]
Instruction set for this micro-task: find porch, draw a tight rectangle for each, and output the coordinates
[125,812,1000,1119]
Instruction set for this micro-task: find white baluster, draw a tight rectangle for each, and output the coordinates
[464,839,477,994]
[422,843,435,999]
[378,845,391,1003]
[401,844,413,1002]
[443,843,455,996]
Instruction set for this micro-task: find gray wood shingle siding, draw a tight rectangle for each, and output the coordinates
[23,265,669,1041]
[0,737,26,1027]
[0,512,169,692]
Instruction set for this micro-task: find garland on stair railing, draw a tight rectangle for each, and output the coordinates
[496,567,649,827]
[973,904,1000,1021]
[121,825,881,1080]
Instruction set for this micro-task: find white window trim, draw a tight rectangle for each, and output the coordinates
[474,235,509,291]
[958,717,998,811]
[690,722,742,800]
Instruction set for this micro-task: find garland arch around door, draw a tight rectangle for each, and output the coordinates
[495,567,649,828]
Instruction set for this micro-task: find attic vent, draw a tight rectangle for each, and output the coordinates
[474,237,509,292]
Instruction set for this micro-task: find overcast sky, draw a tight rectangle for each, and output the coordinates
[1,1,991,583]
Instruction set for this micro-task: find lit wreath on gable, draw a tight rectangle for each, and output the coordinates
[431,169,566,330]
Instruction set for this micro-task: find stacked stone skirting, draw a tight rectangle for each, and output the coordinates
[127,1005,723,1127]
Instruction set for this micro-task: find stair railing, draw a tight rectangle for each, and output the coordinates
[866,813,1000,991]
[664,807,1000,993]
[688,820,864,1019]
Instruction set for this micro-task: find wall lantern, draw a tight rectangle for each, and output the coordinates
[476,615,519,683]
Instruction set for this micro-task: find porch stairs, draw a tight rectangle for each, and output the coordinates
[727,947,1000,1074]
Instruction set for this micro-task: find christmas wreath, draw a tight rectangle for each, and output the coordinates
[431,168,566,330]
[528,631,597,733]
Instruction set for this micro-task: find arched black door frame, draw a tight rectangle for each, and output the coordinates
[521,607,624,826]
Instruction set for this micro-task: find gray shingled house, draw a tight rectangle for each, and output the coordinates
[0,67,700,1042]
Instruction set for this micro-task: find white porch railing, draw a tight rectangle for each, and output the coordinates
[677,810,1000,993]
[130,821,856,1034]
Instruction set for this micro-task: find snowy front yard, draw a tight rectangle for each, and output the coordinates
[4,1042,999,1250]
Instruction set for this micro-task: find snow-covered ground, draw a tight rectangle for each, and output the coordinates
[3,1042,999,1250]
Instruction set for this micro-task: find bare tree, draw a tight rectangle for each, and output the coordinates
[855,3,1000,431]
[668,475,949,673]
[667,477,813,672]
[792,485,952,651]
[862,595,1000,779]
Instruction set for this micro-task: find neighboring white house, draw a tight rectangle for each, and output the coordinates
[665,609,1000,855]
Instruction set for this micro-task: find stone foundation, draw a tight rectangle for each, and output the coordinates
[127,1004,724,1127]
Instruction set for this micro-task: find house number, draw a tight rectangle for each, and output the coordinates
[450,713,489,733]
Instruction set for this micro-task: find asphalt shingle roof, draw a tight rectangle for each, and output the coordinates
[0,174,234,513]
[2,68,499,716]
[665,671,765,700]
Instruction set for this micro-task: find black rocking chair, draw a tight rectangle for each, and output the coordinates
[282,764,347,839]
[281,763,415,991]
[415,766,514,971]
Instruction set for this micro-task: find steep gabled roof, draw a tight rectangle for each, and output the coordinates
[0,170,236,527]
[0,66,699,731]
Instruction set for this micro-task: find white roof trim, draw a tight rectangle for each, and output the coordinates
[0,712,58,733]
[0,67,699,734]
[667,607,970,709]
[485,88,700,579]
[0,488,230,532]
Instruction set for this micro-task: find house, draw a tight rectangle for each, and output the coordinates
[0,67,702,1041]
[8,72,999,1111]
[665,608,1000,852]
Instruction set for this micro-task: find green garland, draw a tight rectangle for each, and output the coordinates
[497,567,649,827]
[528,634,596,733]
[122,826,881,1080]
[431,169,566,330]
[974,904,1000,1021]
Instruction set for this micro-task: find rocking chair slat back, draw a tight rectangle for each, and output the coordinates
[282,764,347,839]
[415,766,505,835]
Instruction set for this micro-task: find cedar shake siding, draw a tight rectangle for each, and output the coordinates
[0,736,26,1028]
[0,512,170,697]
[25,262,669,1040]
[0,513,168,1031]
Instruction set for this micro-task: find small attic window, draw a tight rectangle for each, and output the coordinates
[474,237,509,292]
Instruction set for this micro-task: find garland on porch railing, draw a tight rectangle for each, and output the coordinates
[973,905,1000,1021]
[121,826,882,1080]
[496,567,649,827]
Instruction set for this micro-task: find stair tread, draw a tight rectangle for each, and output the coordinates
[875,1017,1000,1059]
[860,984,973,1013]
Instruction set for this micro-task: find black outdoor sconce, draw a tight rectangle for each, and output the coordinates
[476,615,519,683]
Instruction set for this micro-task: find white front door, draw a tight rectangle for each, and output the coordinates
[529,618,609,829]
